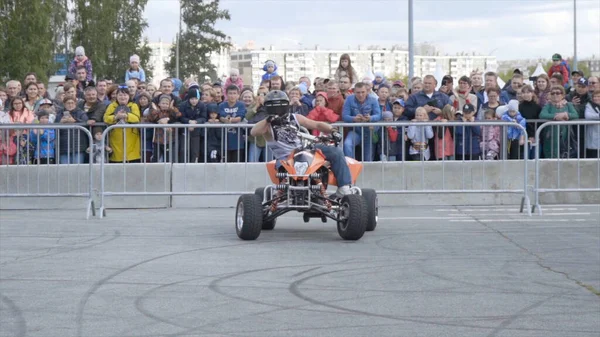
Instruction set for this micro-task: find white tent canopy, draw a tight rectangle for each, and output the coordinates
[434,63,445,90]
[531,63,546,77]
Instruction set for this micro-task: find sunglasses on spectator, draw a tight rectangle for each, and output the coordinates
[118,85,128,89]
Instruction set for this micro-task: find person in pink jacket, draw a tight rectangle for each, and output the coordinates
[306,92,339,136]
[480,109,501,160]
[224,68,244,91]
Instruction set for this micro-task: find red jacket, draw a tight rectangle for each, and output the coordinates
[0,139,17,165]
[547,64,569,85]
[307,106,339,136]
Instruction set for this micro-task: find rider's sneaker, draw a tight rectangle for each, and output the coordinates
[335,185,352,198]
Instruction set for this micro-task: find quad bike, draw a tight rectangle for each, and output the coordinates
[235,125,378,241]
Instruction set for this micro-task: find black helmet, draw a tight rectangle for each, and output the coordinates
[264,90,289,117]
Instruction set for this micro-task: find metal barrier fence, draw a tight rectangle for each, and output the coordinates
[532,120,600,215]
[97,121,532,217]
[0,124,96,219]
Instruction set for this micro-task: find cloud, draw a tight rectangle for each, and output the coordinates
[143,0,600,60]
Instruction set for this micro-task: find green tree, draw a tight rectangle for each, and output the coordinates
[0,0,67,83]
[386,71,409,86]
[165,0,232,81]
[70,0,153,82]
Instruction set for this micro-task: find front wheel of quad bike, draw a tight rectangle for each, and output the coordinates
[235,194,263,240]
[337,194,367,241]
[255,187,277,230]
[361,188,378,231]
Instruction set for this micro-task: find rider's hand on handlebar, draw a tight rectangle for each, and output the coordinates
[331,131,343,143]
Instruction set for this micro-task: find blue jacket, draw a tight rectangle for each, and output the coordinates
[501,112,526,140]
[218,101,247,150]
[125,68,146,82]
[454,117,481,155]
[30,128,56,159]
[179,100,208,136]
[342,94,382,134]
[500,87,517,104]
[404,91,450,120]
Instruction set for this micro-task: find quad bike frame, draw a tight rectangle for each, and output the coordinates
[235,126,378,241]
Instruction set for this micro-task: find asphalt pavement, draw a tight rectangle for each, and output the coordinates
[1,204,599,337]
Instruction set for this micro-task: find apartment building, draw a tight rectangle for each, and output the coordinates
[230,47,497,90]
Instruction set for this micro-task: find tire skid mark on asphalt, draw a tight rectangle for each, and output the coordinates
[74,238,317,337]
[0,294,27,337]
[286,267,596,334]
[0,231,121,267]
[485,295,560,337]
[159,262,409,337]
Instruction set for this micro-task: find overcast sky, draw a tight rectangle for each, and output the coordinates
[144,0,600,61]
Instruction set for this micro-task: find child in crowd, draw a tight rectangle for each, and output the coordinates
[0,129,17,165]
[225,68,244,91]
[434,104,456,160]
[17,134,34,165]
[147,94,182,162]
[455,103,481,160]
[68,46,93,81]
[87,131,112,163]
[29,109,55,164]
[480,109,501,160]
[218,85,246,162]
[407,107,434,161]
[125,54,146,82]
[501,100,527,159]
[306,92,339,136]
[262,60,278,82]
[372,72,387,92]
[334,54,358,85]
[206,103,222,162]
[379,111,397,161]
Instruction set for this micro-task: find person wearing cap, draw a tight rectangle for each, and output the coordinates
[125,54,146,82]
[380,99,409,162]
[55,96,89,164]
[29,109,56,164]
[570,70,584,90]
[68,46,93,82]
[567,77,591,157]
[454,102,482,160]
[103,85,142,163]
[547,53,570,86]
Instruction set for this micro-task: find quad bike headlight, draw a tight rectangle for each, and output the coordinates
[294,162,309,176]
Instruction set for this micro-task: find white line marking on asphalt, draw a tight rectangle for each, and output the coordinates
[379,217,469,220]
[447,212,591,217]
[436,208,579,212]
[449,218,589,223]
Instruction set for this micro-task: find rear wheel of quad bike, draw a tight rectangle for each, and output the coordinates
[361,188,378,232]
[235,194,263,240]
[255,187,277,230]
[337,194,367,241]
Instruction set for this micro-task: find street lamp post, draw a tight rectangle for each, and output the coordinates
[408,0,414,83]
[176,1,182,79]
[573,0,578,71]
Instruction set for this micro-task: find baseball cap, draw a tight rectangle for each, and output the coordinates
[577,78,588,86]
[38,98,53,106]
[392,80,405,87]
[462,103,475,114]
[392,98,405,107]
[571,70,583,76]
[552,53,562,61]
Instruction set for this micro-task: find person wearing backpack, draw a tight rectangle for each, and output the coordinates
[547,53,570,87]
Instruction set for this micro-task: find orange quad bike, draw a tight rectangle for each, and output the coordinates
[235,125,378,241]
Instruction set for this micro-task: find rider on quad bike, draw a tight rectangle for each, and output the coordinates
[250,90,353,198]
[233,90,378,242]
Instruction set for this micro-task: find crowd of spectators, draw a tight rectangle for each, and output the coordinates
[0,50,599,165]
